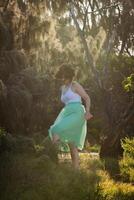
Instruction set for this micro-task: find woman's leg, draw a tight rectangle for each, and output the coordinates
[52,134,60,144]
[68,142,79,169]
[50,134,60,164]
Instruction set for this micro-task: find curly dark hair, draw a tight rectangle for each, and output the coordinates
[55,64,75,81]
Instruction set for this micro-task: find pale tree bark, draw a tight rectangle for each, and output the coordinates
[69,2,103,89]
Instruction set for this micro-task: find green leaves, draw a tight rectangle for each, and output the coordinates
[122,74,134,92]
[120,137,134,183]
[121,137,134,159]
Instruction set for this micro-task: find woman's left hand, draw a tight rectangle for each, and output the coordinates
[84,112,93,120]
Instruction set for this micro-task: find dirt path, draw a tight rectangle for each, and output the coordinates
[58,152,99,163]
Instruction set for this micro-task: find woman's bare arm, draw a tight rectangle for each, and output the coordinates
[73,82,93,120]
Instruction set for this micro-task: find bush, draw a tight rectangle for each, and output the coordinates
[97,171,134,200]
[0,128,35,154]
[85,142,100,153]
[0,133,134,200]
[0,128,16,153]
[121,137,134,158]
[119,137,134,183]
[0,152,97,200]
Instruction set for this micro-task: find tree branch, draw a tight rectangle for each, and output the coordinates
[87,3,120,14]
[69,2,103,89]
[3,0,10,12]
[82,3,89,32]
[102,29,117,76]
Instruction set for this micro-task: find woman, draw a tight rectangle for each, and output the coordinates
[48,64,93,169]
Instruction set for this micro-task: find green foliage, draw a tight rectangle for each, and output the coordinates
[119,137,134,183]
[0,128,8,153]
[0,149,99,200]
[121,137,134,158]
[102,158,120,180]
[0,136,134,200]
[120,157,134,183]
[122,73,134,92]
[97,171,134,200]
[86,118,103,145]
[0,128,16,153]
[0,0,134,161]
[85,142,100,153]
[0,127,6,137]
[0,130,35,154]
[0,50,61,135]
[35,136,59,163]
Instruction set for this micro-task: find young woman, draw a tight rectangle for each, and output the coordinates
[48,64,93,169]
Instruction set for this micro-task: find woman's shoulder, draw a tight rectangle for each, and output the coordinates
[71,81,83,92]
[72,81,82,88]
[60,85,65,92]
[60,85,63,90]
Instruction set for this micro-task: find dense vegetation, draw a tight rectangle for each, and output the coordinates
[0,0,133,156]
[0,129,134,200]
[0,0,134,199]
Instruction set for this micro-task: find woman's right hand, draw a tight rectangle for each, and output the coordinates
[84,112,93,120]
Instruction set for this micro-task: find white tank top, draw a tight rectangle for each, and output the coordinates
[61,83,82,105]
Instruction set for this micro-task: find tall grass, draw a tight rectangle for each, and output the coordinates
[120,137,134,183]
[0,133,134,200]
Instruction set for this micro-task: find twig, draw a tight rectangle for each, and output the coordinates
[3,0,10,12]
[87,3,120,14]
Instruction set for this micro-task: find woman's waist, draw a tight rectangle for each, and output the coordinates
[65,101,82,106]
[68,101,82,104]
[65,101,85,110]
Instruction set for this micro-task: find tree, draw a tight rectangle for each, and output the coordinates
[0,0,133,157]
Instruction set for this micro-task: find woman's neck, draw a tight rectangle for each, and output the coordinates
[64,80,72,87]
[64,82,72,88]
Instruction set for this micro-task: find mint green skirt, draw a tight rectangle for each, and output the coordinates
[48,102,87,152]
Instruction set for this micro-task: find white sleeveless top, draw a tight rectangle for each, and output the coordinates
[61,83,82,105]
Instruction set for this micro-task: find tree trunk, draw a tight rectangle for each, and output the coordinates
[100,101,134,158]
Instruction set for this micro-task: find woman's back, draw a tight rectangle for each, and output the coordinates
[61,82,82,105]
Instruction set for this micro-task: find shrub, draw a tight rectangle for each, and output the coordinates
[96,171,134,200]
[85,142,100,153]
[102,157,120,180]
[0,128,35,154]
[120,137,134,183]
[0,152,96,200]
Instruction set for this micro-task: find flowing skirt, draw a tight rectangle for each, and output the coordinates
[48,102,87,152]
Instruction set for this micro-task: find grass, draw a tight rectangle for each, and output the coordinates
[85,143,101,153]
[0,134,134,200]
[0,152,96,200]
[97,171,134,200]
